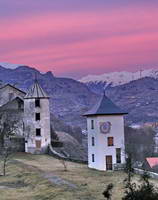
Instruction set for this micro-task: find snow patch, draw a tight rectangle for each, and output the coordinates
[0,62,22,69]
[79,69,158,86]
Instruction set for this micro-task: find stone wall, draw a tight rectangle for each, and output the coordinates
[0,85,25,107]
[134,168,158,179]
[4,137,25,152]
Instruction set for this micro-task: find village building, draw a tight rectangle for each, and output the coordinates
[143,157,158,173]
[84,94,127,171]
[0,81,51,154]
[24,80,51,153]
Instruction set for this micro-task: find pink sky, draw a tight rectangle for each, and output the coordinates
[0,1,158,79]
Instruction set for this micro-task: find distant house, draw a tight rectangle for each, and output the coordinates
[84,93,127,171]
[143,157,158,172]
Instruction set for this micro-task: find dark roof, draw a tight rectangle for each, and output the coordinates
[83,94,127,116]
[24,80,49,99]
[0,84,26,94]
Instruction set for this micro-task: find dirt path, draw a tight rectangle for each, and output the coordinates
[14,159,78,189]
[42,172,77,188]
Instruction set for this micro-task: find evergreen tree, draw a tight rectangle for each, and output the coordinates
[103,183,114,200]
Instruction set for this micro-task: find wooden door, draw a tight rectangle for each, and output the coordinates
[106,156,113,170]
[36,140,41,149]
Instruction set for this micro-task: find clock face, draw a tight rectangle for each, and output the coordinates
[99,122,111,134]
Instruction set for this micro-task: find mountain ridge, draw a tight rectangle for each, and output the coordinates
[1,63,158,128]
[79,68,158,87]
[0,63,98,129]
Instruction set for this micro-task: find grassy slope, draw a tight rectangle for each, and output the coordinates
[0,153,157,200]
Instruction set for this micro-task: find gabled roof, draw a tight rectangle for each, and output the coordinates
[0,84,26,94]
[146,158,158,168]
[24,80,49,99]
[83,94,127,116]
[0,97,24,110]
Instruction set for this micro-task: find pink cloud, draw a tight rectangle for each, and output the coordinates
[0,5,158,77]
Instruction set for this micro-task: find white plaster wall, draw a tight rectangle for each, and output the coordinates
[87,115,125,171]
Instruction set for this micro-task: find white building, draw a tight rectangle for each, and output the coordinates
[84,94,127,171]
[24,80,51,154]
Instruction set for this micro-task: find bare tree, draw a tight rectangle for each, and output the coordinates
[59,159,68,171]
[0,147,12,176]
[0,112,19,147]
[0,111,20,176]
[124,126,156,163]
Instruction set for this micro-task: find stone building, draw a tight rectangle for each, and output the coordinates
[0,84,25,138]
[24,80,51,153]
[0,81,51,154]
[84,94,127,171]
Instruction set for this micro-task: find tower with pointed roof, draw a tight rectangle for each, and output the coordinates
[84,94,127,171]
[24,80,51,154]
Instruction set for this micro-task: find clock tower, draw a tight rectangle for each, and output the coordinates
[84,94,127,171]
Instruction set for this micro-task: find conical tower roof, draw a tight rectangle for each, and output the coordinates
[84,94,127,116]
[24,80,49,99]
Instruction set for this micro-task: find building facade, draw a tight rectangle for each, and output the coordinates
[24,80,51,154]
[0,81,51,154]
[84,94,127,171]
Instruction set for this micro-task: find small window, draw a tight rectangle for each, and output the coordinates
[107,137,114,146]
[91,120,94,129]
[36,128,41,136]
[35,113,40,121]
[92,137,95,146]
[116,148,121,163]
[35,99,40,107]
[92,154,95,162]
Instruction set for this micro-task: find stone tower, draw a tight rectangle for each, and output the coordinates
[24,80,51,154]
[84,94,127,171]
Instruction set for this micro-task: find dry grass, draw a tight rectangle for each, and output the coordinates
[0,153,157,200]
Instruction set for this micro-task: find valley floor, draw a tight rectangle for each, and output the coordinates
[0,153,157,200]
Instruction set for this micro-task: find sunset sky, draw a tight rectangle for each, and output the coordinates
[0,0,158,79]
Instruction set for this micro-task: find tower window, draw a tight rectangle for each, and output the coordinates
[36,128,41,136]
[91,120,94,129]
[92,154,95,162]
[107,137,114,146]
[35,99,40,107]
[92,137,95,146]
[116,148,121,163]
[35,113,40,121]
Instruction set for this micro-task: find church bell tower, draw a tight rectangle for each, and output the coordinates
[24,80,51,154]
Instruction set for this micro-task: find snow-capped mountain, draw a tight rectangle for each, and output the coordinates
[0,62,22,69]
[79,69,158,87]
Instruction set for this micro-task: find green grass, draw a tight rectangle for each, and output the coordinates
[0,153,157,200]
